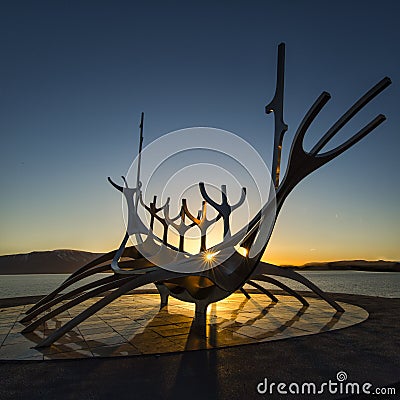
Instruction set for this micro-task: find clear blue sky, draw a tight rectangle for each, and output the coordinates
[0,0,399,264]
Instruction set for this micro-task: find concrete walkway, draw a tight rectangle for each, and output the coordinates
[0,293,399,399]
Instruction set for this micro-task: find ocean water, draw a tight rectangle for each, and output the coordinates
[0,271,399,299]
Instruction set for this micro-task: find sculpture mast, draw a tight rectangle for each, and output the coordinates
[136,112,144,190]
[133,111,144,212]
[266,43,288,189]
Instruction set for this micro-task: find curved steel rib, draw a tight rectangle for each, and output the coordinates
[252,262,344,312]
[23,275,138,334]
[20,275,116,323]
[34,268,190,348]
[64,245,142,283]
[25,263,112,316]
[248,276,309,306]
[276,78,391,212]
[139,194,170,241]
[164,200,198,252]
[182,199,217,251]
[246,281,278,303]
[310,77,391,155]
[199,182,246,239]
[25,246,145,318]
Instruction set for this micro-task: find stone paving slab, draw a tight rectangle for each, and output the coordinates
[0,293,367,360]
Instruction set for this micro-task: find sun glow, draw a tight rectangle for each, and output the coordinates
[204,252,216,261]
[203,250,221,264]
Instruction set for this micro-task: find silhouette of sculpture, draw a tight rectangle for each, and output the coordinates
[21,44,391,348]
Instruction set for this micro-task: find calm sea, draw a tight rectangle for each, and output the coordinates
[0,271,399,299]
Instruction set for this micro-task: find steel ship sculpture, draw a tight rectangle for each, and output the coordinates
[20,44,391,348]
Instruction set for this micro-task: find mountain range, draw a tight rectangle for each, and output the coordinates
[283,260,400,272]
[0,250,102,274]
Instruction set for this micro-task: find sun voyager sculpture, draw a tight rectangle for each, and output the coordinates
[21,43,391,348]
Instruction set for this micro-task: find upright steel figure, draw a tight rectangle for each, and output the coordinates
[21,44,391,347]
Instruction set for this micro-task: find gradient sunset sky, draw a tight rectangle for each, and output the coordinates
[1,1,399,265]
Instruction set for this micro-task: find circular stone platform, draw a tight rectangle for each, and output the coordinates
[0,293,368,360]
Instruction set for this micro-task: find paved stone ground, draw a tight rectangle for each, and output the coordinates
[0,293,366,360]
[0,292,399,399]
